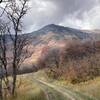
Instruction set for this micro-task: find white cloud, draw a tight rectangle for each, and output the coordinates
[82,6,100,29]
[59,5,100,30]
[22,0,100,32]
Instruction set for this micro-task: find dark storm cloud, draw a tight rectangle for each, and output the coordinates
[23,0,100,32]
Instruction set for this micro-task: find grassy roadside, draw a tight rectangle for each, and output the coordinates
[72,77,100,99]
[53,76,100,99]
[5,70,100,100]
[33,70,100,100]
[7,74,47,100]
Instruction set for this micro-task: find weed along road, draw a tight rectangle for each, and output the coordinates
[33,78,97,100]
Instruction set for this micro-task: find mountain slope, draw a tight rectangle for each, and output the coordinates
[23,24,100,65]
[30,24,89,40]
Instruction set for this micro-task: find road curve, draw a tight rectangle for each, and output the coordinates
[33,79,96,100]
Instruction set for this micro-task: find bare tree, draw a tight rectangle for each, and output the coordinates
[0,65,3,100]
[0,0,30,96]
[0,0,2,3]
[48,48,60,68]
[5,0,29,95]
[0,0,12,3]
[37,47,60,75]
[0,20,11,100]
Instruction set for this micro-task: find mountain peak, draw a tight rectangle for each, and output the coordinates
[43,24,60,29]
[38,24,68,33]
[46,24,56,27]
[31,24,89,39]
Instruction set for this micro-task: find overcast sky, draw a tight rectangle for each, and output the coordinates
[23,0,100,32]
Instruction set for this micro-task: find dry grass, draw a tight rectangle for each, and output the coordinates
[6,74,47,100]
[33,70,100,99]
[72,77,100,99]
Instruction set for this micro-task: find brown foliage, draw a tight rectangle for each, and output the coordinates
[38,40,100,83]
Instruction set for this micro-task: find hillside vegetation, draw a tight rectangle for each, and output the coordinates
[5,40,100,100]
[37,40,100,84]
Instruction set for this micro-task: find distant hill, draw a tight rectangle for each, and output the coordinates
[4,24,100,65]
[5,24,100,44]
[29,24,89,40]
[24,24,94,48]
[83,29,100,41]
[23,24,98,64]
[4,24,100,74]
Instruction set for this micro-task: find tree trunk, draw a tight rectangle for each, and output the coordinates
[12,75,16,96]
[0,79,3,100]
[12,64,17,96]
